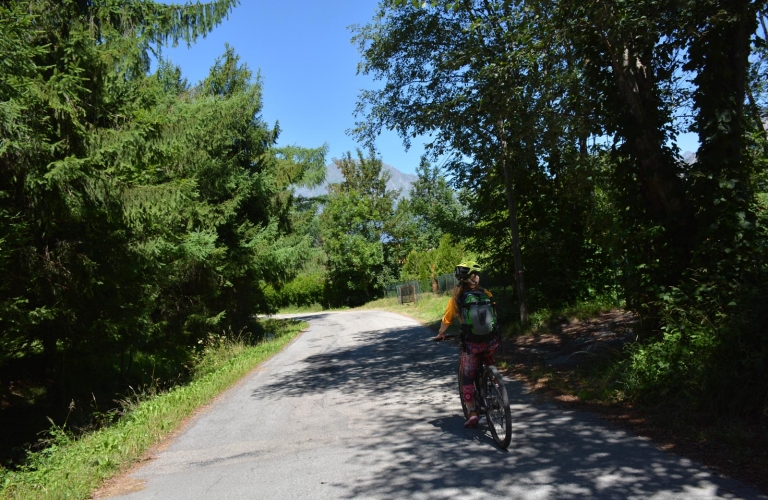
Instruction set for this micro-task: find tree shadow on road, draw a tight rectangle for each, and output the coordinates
[252,318,763,500]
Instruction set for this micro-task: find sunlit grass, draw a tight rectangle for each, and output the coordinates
[0,319,307,500]
[520,295,621,336]
[357,292,468,337]
[277,303,327,314]
[358,291,620,338]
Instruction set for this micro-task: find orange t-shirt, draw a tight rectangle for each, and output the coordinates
[441,289,494,325]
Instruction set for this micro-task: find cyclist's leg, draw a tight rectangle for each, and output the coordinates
[460,349,479,406]
[480,336,501,367]
[460,344,483,427]
[461,342,486,427]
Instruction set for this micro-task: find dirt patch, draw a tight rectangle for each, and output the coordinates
[512,309,637,369]
[92,477,146,498]
[498,309,768,496]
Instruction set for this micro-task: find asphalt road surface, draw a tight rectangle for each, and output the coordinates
[108,310,765,500]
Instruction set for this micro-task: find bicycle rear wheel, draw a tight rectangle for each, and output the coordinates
[483,365,512,449]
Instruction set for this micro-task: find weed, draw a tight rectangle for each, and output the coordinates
[277,303,330,314]
[0,319,306,500]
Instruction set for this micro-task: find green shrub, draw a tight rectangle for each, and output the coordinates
[620,279,768,418]
[622,311,718,402]
[264,272,328,309]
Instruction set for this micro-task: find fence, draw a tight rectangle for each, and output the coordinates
[385,274,455,301]
[386,272,515,301]
[435,273,458,293]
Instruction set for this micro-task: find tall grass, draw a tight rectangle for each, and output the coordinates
[359,293,451,329]
[0,319,306,500]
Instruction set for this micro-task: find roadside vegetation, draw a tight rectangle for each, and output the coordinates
[360,293,450,327]
[0,319,306,500]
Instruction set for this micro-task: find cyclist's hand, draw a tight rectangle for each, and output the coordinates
[433,332,447,342]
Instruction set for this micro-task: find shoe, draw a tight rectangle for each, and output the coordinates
[464,411,479,428]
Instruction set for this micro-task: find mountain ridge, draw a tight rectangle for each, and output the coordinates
[294,162,417,199]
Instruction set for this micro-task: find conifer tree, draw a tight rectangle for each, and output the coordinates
[0,1,326,390]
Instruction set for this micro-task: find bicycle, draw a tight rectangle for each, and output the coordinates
[436,335,512,449]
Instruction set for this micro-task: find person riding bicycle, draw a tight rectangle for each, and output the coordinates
[434,260,500,428]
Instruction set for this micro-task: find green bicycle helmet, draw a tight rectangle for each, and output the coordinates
[454,260,482,281]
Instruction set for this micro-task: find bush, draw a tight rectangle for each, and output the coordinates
[622,310,718,403]
[620,278,768,419]
[264,272,328,309]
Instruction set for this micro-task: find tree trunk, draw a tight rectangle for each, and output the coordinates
[604,42,697,286]
[687,0,758,276]
[498,121,528,327]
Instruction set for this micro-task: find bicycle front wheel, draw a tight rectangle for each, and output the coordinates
[483,365,512,449]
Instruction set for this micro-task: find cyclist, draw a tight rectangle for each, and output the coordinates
[434,261,500,428]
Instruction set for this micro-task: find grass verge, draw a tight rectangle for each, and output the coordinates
[358,292,618,337]
[356,293,470,339]
[0,319,306,500]
[276,303,347,315]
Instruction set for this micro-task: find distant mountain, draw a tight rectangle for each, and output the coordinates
[682,151,697,164]
[294,162,417,199]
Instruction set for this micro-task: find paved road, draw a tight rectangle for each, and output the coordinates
[110,310,765,499]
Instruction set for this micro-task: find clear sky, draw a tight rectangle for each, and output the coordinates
[158,0,429,174]
[158,1,699,175]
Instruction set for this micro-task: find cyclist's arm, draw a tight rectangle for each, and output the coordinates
[484,289,499,316]
[436,298,458,338]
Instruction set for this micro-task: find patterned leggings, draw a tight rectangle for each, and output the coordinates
[460,337,500,406]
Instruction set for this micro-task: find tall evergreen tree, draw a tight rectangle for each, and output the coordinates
[0,0,326,394]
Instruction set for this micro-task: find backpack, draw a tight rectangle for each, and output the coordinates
[458,289,497,336]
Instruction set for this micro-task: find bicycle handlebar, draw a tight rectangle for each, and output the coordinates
[432,334,457,342]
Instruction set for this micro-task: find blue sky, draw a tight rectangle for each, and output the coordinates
[158,1,699,175]
[158,1,429,174]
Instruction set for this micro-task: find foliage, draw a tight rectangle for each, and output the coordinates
[351,0,621,315]
[320,149,399,305]
[401,234,468,285]
[0,319,306,500]
[407,157,463,249]
[263,271,328,310]
[618,260,767,412]
[353,0,768,418]
[0,0,326,460]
